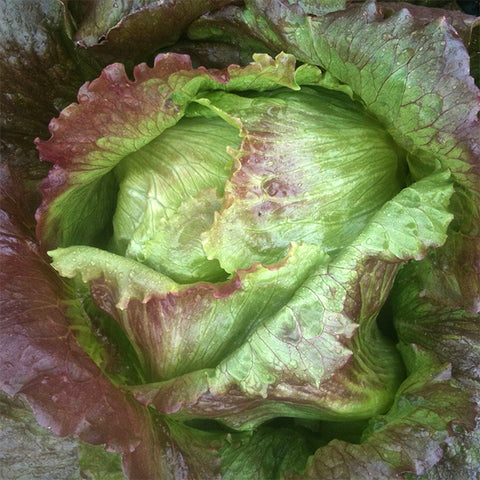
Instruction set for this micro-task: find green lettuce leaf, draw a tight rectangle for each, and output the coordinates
[3,0,479,478]
[111,116,239,283]
[129,172,453,429]
[50,242,324,381]
[220,422,314,479]
[199,87,406,272]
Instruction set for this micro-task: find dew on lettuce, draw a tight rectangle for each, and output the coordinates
[1,1,479,479]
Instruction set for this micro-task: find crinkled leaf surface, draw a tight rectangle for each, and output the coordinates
[186,1,476,68]
[187,0,480,303]
[130,172,453,429]
[50,242,324,382]
[35,52,316,251]
[190,1,480,202]
[199,87,405,272]
[111,116,240,283]
[40,52,455,432]
[130,187,226,284]
[378,2,480,47]
[0,164,222,480]
[3,0,480,479]
[389,230,480,479]
[283,344,476,479]
[220,423,314,479]
[0,0,99,183]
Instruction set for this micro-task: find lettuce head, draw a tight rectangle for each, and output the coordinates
[1,0,479,479]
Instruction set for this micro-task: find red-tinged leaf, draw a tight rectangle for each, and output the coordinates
[72,0,242,64]
[0,0,100,184]
[0,163,215,480]
[35,52,310,252]
[190,0,480,224]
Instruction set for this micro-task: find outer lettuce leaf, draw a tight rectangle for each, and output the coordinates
[283,345,476,479]
[377,2,480,47]
[0,164,218,479]
[73,0,164,47]
[50,242,324,382]
[393,243,480,369]
[188,1,479,66]
[71,0,242,64]
[0,0,99,183]
[390,234,480,478]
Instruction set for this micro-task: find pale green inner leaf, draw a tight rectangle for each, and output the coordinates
[200,87,408,273]
[111,116,241,283]
[50,242,326,380]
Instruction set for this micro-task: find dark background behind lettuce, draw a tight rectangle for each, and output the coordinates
[0,391,125,479]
